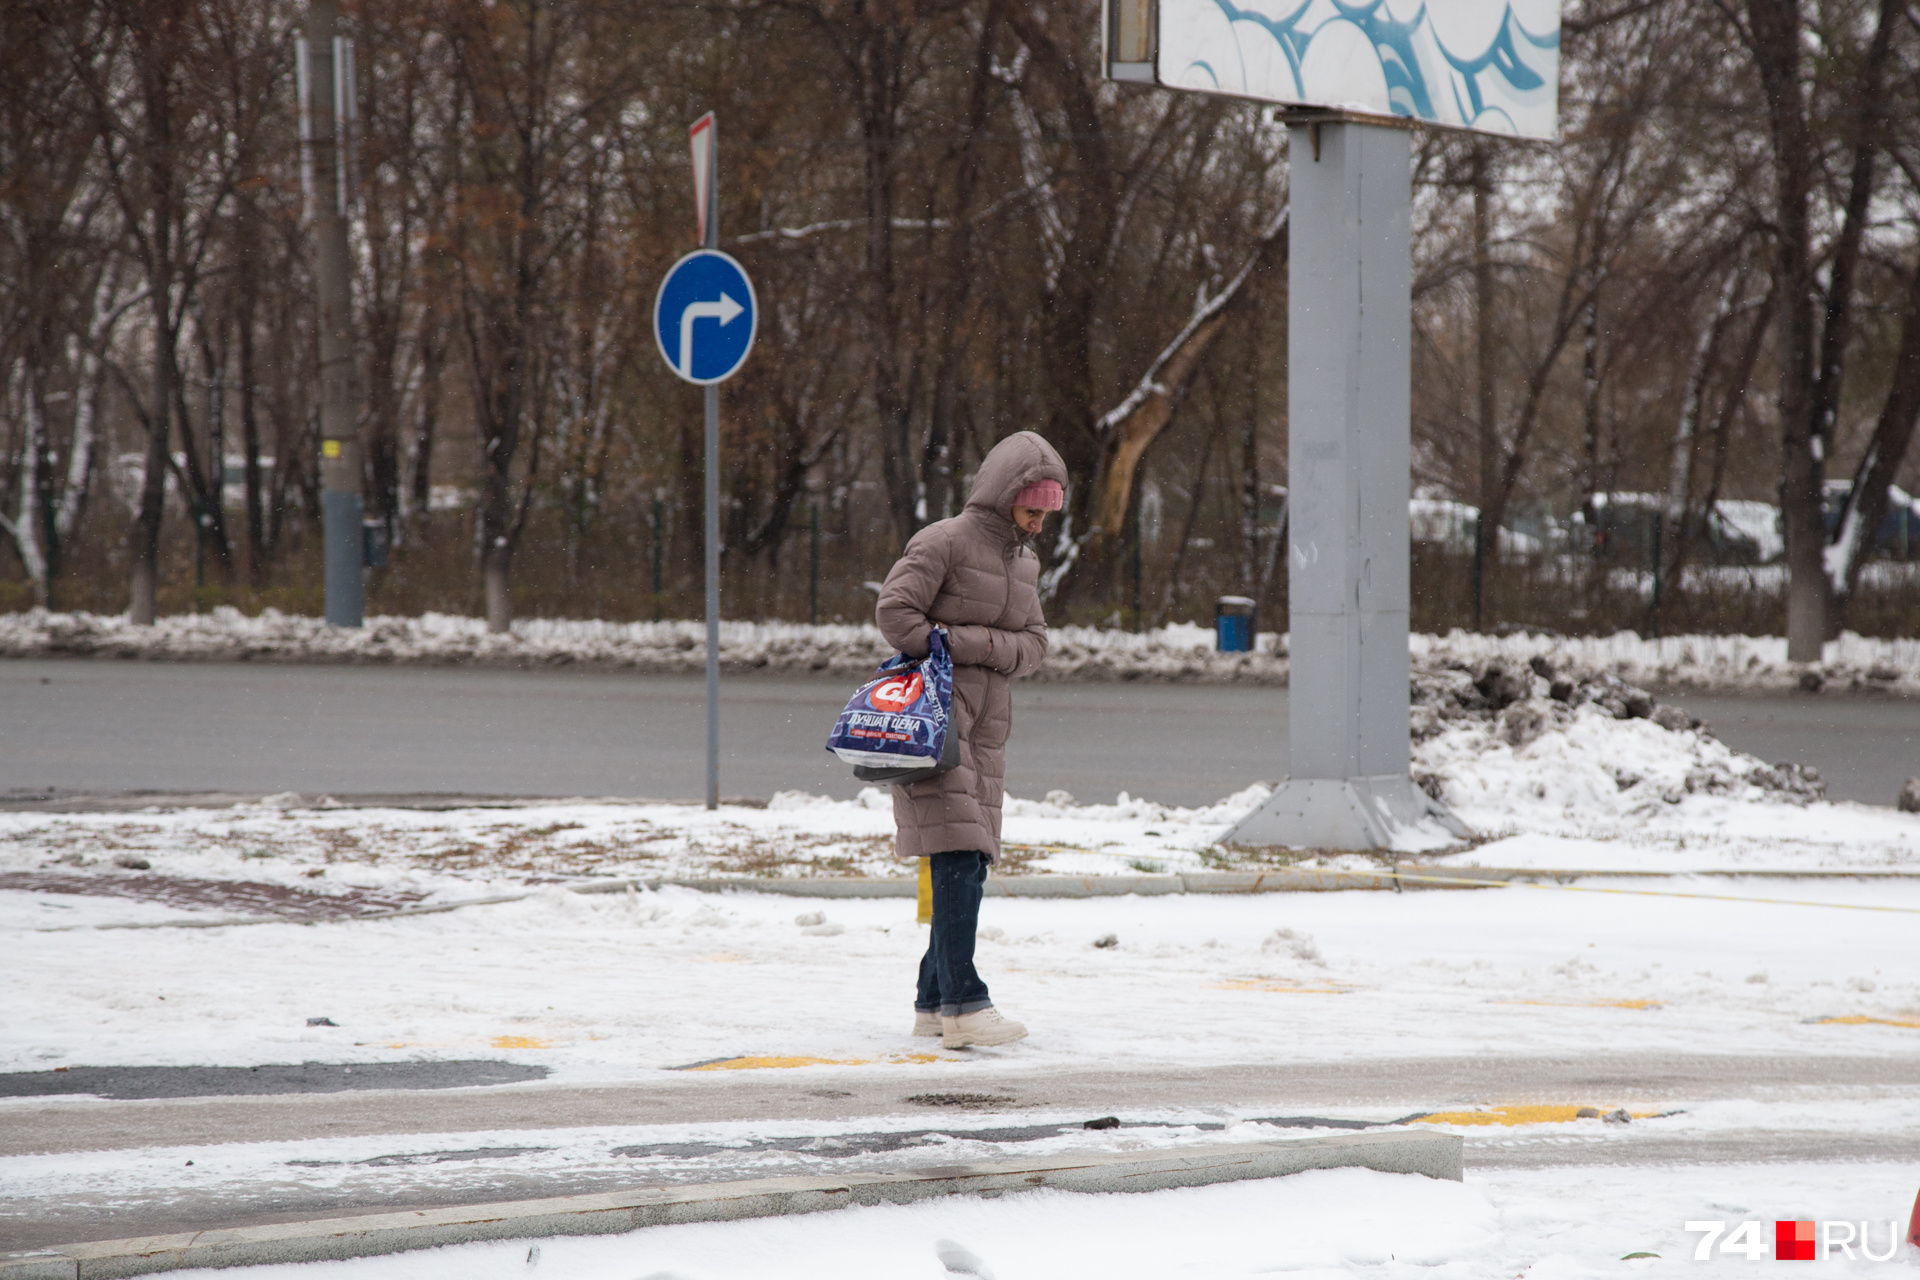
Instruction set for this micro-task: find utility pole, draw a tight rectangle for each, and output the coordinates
[299,3,362,627]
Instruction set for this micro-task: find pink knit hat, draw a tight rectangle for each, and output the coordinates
[1012,478,1064,511]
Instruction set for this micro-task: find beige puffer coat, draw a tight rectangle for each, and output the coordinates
[875,431,1069,862]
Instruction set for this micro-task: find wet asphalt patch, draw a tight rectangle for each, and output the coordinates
[288,1146,556,1168]
[610,1113,1381,1161]
[1,1060,550,1100]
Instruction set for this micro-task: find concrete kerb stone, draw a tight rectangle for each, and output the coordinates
[0,1260,72,1280]
[0,1132,1461,1279]
[51,866,1920,934]
[589,870,1428,899]
[642,867,1920,900]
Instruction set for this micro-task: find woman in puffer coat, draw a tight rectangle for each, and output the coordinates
[875,430,1068,1050]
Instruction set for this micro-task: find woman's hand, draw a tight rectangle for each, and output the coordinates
[942,624,1023,673]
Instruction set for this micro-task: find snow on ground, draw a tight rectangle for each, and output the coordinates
[6,607,1920,693]
[1412,628,1920,697]
[6,662,1917,1082]
[132,1162,1920,1280]
[0,785,1286,895]
[0,610,1285,684]
[10,869,1920,1081]
[8,685,1920,1271]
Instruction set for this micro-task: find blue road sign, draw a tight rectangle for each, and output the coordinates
[654,250,757,385]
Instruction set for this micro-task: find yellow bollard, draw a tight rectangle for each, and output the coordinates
[917,858,932,925]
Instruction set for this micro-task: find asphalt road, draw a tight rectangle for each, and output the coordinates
[3,1053,1913,1250]
[1663,693,1920,807]
[0,1060,549,1100]
[0,659,1283,807]
[3,659,1915,806]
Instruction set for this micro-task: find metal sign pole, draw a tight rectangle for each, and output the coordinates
[1224,120,1464,849]
[705,380,719,810]
[700,118,721,812]
[658,113,754,812]
[303,2,362,628]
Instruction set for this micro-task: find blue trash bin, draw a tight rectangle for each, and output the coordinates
[1215,596,1256,652]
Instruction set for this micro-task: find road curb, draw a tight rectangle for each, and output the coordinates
[48,865,1920,933]
[0,1132,1459,1278]
[632,866,1920,900]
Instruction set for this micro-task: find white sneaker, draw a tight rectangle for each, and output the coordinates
[913,1010,941,1037]
[942,1007,1028,1049]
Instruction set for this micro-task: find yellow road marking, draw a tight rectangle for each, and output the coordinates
[1500,998,1662,1010]
[686,1054,942,1071]
[1385,870,1920,914]
[1211,978,1355,994]
[1808,1014,1920,1029]
[489,1035,553,1049]
[1409,1105,1661,1126]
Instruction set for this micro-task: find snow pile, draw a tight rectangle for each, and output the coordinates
[3,607,1917,693]
[5,607,1919,691]
[1042,621,1285,682]
[0,608,1288,683]
[1414,628,1920,695]
[0,608,900,676]
[1412,654,1823,814]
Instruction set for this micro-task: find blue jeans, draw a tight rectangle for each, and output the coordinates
[915,851,992,1017]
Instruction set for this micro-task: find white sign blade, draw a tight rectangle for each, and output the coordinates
[688,112,715,245]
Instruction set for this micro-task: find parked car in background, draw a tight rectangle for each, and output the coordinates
[1705,500,1785,564]
[1408,497,1546,555]
[1574,492,1778,566]
[1821,480,1920,561]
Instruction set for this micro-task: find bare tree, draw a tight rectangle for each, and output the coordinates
[439,0,644,631]
[1737,0,1905,657]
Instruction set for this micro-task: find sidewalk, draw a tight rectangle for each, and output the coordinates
[5,1054,1914,1257]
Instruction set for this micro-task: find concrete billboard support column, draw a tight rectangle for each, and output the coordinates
[1225,121,1466,851]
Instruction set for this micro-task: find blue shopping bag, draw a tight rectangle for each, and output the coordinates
[826,629,958,782]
